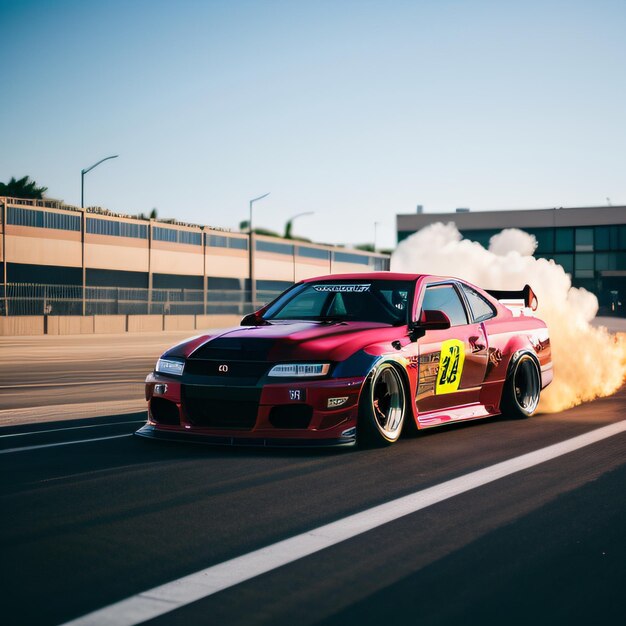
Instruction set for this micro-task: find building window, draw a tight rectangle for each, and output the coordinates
[369,256,389,271]
[229,237,248,250]
[552,254,574,274]
[8,206,81,232]
[575,228,594,252]
[595,253,613,271]
[528,228,554,255]
[620,226,626,250]
[297,246,330,260]
[153,227,177,243]
[87,217,147,239]
[595,226,611,251]
[555,228,574,252]
[120,222,148,238]
[152,227,201,245]
[333,251,369,265]
[461,229,497,248]
[207,234,248,250]
[88,218,119,237]
[208,234,228,247]
[177,231,202,245]
[574,253,594,278]
[256,240,294,255]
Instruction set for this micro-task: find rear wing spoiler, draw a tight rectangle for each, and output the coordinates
[486,284,538,311]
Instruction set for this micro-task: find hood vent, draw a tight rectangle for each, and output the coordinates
[190,337,275,361]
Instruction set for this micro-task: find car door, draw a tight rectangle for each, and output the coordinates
[416,282,489,419]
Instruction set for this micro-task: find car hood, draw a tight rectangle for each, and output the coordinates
[163,320,406,362]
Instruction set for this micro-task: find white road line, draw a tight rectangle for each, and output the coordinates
[0,420,145,439]
[0,434,130,455]
[59,420,626,626]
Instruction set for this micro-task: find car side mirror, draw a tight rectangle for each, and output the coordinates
[240,311,268,326]
[408,309,451,341]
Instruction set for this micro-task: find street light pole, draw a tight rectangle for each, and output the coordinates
[374,221,379,253]
[285,211,314,239]
[81,155,118,208]
[248,192,270,309]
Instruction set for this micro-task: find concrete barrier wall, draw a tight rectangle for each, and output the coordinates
[127,315,164,333]
[94,315,127,334]
[163,315,196,331]
[195,314,241,329]
[0,314,242,336]
[0,316,45,336]
[47,316,95,335]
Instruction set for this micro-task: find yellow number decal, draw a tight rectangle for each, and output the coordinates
[436,339,465,394]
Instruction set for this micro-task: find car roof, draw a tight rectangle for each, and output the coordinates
[300,272,459,283]
[301,272,424,282]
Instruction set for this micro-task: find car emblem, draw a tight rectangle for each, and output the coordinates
[218,364,229,373]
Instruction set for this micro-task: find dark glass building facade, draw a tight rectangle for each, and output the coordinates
[397,206,626,316]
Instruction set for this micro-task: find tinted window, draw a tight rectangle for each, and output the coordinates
[256,240,294,255]
[422,284,468,326]
[333,251,369,265]
[264,280,413,325]
[9,207,81,232]
[297,246,330,260]
[555,228,574,252]
[527,228,554,255]
[552,254,574,274]
[574,253,594,278]
[461,285,495,322]
[575,228,594,252]
[595,226,610,251]
[208,234,248,249]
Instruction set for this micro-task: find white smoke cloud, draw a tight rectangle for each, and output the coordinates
[391,222,626,412]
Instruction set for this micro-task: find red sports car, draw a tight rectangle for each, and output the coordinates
[136,273,552,447]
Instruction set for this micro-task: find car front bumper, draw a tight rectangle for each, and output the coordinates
[137,372,365,447]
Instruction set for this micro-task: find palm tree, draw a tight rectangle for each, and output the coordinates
[0,176,47,199]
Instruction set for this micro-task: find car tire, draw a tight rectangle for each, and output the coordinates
[501,353,541,418]
[358,363,406,447]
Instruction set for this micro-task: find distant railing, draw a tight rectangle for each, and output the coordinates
[0,284,282,316]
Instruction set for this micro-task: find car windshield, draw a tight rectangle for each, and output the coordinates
[263,280,413,325]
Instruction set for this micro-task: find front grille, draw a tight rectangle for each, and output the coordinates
[182,385,261,429]
[269,405,313,429]
[184,359,268,381]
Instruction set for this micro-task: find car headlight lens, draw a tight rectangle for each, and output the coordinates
[156,358,185,376]
[268,363,330,377]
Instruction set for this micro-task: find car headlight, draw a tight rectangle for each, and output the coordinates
[156,358,185,376]
[268,363,330,377]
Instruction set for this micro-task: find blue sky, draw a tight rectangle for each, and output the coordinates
[1,0,625,249]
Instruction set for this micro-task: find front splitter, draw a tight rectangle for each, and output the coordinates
[134,423,357,448]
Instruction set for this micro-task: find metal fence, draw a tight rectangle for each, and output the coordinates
[0,284,283,316]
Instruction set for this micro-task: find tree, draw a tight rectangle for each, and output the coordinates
[136,208,158,220]
[239,220,281,237]
[0,176,47,199]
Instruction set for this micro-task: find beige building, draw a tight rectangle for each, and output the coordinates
[1,197,389,317]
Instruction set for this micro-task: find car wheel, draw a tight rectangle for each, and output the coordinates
[358,363,406,447]
[501,353,541,418]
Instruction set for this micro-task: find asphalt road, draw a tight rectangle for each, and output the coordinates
[1,388,625,626]
[0,332,193,423]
